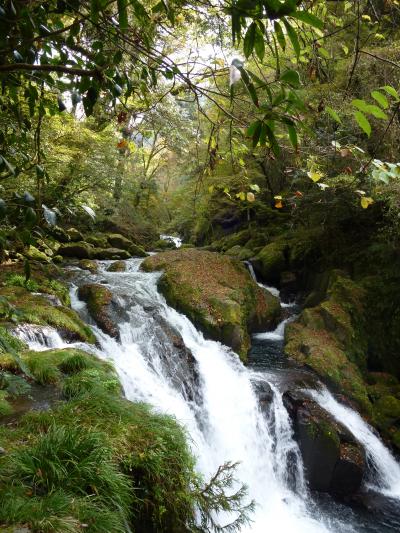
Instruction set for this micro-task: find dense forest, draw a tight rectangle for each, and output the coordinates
[1,0,400,532]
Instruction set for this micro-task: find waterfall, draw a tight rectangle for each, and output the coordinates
[310,388,400,500]
[14,258,400,531]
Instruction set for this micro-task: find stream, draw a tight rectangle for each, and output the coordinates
[16,258,400,532]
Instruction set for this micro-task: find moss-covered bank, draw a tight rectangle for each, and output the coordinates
[142,249,281,360]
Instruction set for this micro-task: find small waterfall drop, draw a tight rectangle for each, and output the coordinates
[310,388,400,499]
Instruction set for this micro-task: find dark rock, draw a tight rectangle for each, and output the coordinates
[58,241,93,259]
[93,247,131,260]
[78,283,119,338]
[252,380,274,409]
[283,389,365,497]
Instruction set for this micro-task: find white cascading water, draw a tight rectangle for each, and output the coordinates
[310,388,400,500]
[14,257,400,532]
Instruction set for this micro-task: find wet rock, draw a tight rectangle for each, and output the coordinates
[78,283,119,338]
[283,390,365,498]
[142,249,281,361]
[85,234,108,248]
[252,380,274,409]
[253,241,287,285]
[58,241,93,259]
[107,260,126,272]
[79,259,98,273]
[93,247,131,260]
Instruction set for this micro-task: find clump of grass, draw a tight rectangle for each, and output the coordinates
[58,351,94,374]
[62,368,121,399]
[6,273,39,292]
[0,426,134,532]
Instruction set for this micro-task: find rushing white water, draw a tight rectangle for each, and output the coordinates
[13,324,66,351]
[14,258,400,531]
[253,317,296,342]
[310,388,400,500]
[68,260,336,532]
[245,261,295,308]
[160,233,182,248]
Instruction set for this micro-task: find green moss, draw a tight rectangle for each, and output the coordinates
[79,259,99,273]
[254,241,287,284]
[0,287,95,344]
[143,249,280,360]
[107,260,126,272]
[77,284,117,337]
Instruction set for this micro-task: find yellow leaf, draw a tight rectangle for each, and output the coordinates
[208,185,214,193]
[275,200,283,209]
[307,170,324,182]
[361,197,374,209]
[247,192,255,202]
[236,191,246,201]
[274,195,282,200]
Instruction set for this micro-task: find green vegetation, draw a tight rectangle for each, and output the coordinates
[143,249,281,360]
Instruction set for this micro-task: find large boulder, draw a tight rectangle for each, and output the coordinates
[78,283,119,338]
[58,241,93,259]
[253,241,287,285]
[141,249,281,360]
[129,243,147,257]
[107,233,133,250]
[284,390,365,497]
[92,248,131,260]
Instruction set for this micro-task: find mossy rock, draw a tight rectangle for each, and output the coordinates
[25,246,50,263]
[253,241,287,284]
[225,245,254,261]
[129,243,147,257]
[79,259,98,273]
[85,234,108,248]
[107,260,126,272]
[78,283,118,338]
[142,249,280,360]
[66,228,83,242]
[284,273,371,414]
[0,286,95,344]
[153,239,176,250]
[107,233,133,251]
[58,241,93,259]
[92,247,131,260]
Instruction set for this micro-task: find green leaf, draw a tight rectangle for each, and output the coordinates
[252,121,263,147]
[280,69,301,87]
[36,165,45,178]
[0,156,15,175]
[365,104,388,120]
[290,10,324,31]
[254,23,265,61]
[237,66,259,107]
[371,90,389,109]
[354,111,371,137]
[265,123,280,156]
[0,199,6,220]
[247,120,261,137]
[244,22,257,58]
[117,0,128,30]
[24,207,37,228]
[326,106,342,123]
[287,124,298,149]
[381,85,400,101]
[283,20,300,58]
[318,47,330,59]
[352,99,369,112]
[274,21,286,50]
[83,86,99,116]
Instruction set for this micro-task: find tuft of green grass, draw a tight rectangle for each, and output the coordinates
[62,368,121,399]
[0,390,13,417]
[0,426,134,532]
[5,274,39,292]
